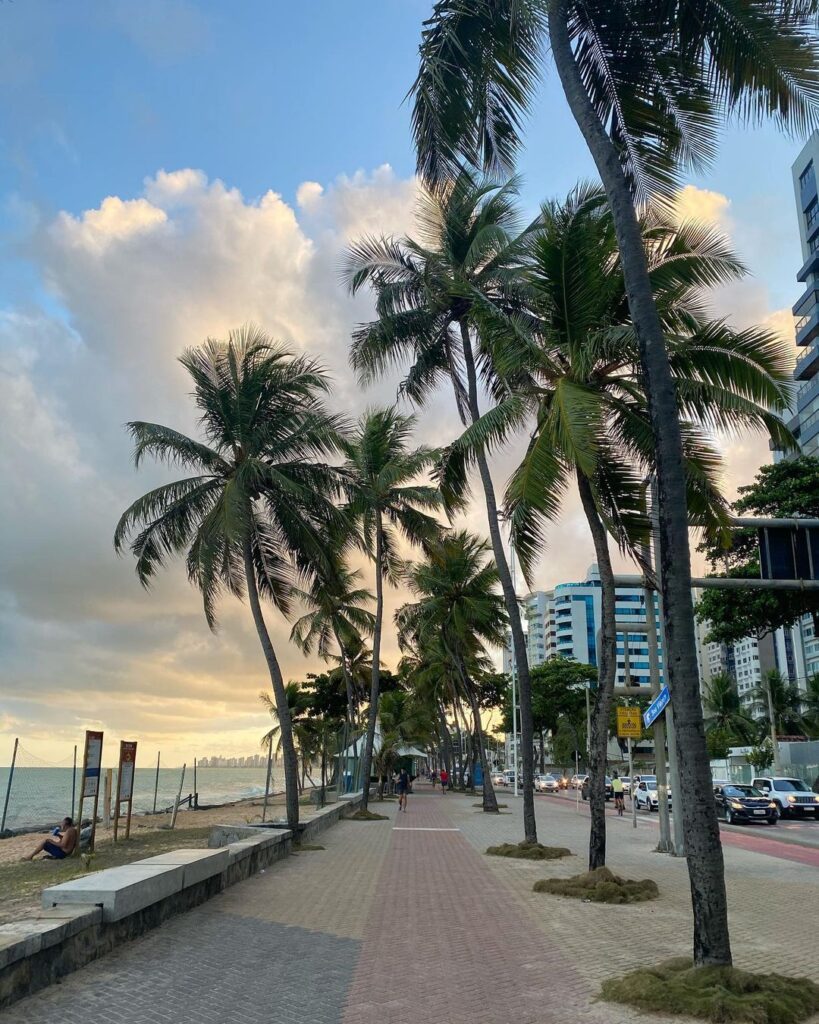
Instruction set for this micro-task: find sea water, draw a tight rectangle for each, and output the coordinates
[0,766,280,831]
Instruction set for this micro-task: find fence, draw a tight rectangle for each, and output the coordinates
[0,741,286,836]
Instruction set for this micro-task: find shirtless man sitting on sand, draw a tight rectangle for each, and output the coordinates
[23,817,78,861]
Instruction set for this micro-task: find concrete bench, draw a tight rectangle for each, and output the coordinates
[138,848,229,887]
[0,906,101,971]
[42,863,184,923]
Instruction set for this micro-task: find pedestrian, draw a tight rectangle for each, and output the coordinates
[23,817,78,861]
[612,772,625,816]
[430,770,437,789]
[439,767,449,794]
[396,767,410,812]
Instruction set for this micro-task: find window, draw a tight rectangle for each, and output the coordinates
[801,161,816,192]
[806,198,819,232]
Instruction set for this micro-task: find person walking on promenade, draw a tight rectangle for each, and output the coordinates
[439,767,449,794]
[396,767,410,812]
[612,772,625,816]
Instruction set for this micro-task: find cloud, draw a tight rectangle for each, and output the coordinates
[674,185,732,228]
[0,169,796,763]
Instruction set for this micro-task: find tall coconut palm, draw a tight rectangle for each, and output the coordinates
[702,674,757,745]
[290,545,375,729]
[344,173,542,841]
[397,531,508,813]
[453,184,793,868]
[752,670,809,739]
[340,407,442,811]
[410,0,819,966]
[114,326,345,828]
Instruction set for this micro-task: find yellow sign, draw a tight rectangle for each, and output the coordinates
[616,707,642,738]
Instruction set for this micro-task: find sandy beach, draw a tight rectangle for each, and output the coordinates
[0,794,287,866]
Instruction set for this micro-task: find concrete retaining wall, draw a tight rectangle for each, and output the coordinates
[0,793,363,1010]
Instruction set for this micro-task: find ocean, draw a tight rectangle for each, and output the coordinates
[0,766,281,831]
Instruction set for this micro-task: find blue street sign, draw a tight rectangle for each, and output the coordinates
[643,685,670,729]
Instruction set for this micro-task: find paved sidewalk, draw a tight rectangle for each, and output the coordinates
[6,787,819,1024]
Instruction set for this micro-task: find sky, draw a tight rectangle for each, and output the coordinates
[0,0,809,766]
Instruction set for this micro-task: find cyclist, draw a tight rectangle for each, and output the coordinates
[612,772,625,816]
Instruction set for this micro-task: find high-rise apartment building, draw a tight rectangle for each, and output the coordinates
[790,133,819,457]
[519,564,666,688]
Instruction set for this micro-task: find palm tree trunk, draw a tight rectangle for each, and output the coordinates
[446,640,500,813]
[548,0,731,965]
[458,321,537,843]
[333,625,357,797]
[577,473,617,870]
[242,542,300,829]
[359,513,384,811]
[540,732,545,774]
[439,703,453,781]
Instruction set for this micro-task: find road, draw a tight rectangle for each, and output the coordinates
[514,787,819,860]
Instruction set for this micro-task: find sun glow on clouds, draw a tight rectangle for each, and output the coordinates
[0,172,792,762]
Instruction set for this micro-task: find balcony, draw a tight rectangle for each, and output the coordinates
[795,343,819,382]
[797,374,819,414]
[797,250,819,283]
[792,286,819,317]
[796,310,819,347]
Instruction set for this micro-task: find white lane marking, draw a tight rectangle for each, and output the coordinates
[392,827,461,832]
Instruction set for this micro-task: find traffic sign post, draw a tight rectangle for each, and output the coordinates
[616,707,642,738]
[643,686,670,730]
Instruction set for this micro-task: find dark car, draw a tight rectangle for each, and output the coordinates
[582,776,613,801]
[714,783,778,826]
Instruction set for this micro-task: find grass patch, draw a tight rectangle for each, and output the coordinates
[346,809,389,821]
[533,866,658,904]
[601,958,819,1023]
[486,841,571,861]
[0,826,212,925]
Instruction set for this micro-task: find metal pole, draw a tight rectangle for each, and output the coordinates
[193,758,197,808]
[622,639,638,831]
[152,751,160,815]
[585,684,591,758]
[510,541,519,798]
[262,735,273,822]
[71,744,77,819]
[1,738,19,834]
[766,675,783,773]
[575,748,580,812]
[640,550,672,854]
[170,763,186,830]
[648,484,684,857]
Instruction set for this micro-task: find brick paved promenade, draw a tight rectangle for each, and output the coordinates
[7,787,818,1024]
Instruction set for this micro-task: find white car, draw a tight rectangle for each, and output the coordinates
[634,778,672,812]
[490,771,506,787]
[752,777,819,818]
[534,773,560,793]
[503,770,518,788]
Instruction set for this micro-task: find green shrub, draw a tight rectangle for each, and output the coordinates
[346,808,389,821]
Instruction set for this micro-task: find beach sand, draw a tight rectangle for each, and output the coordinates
[0,794,287,866]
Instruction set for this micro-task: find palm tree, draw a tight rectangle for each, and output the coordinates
[455,185,792,868]
[290,542,375,759]
[339,407,442,811]
[702,675,756,745]
[805,674,819,738]
[752,670,809,739]
[259,685,315,790]
[114,326,345,828]
[344,173,543,842]
[397,531,508,813]
[410,0,819,967]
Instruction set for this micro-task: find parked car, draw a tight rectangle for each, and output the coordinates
[617,776,632,791]
[569,774,588,790]
[634,778,671,812]
[752,777,819,818]
[535,773,560,793]
[581,776,613,801]
[630,773,659,796]
[714,783,778,826]
[490,771,506,787]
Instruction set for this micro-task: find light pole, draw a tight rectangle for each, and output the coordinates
[510,541,519,799]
